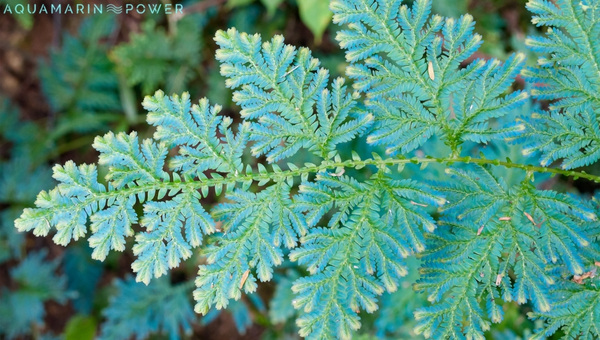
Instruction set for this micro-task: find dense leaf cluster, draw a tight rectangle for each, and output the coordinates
[14,0,600,339]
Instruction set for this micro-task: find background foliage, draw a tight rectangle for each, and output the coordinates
[1,0,584,338]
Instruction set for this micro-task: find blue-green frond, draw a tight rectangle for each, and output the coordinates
[290,173,443,339]
[143,90,248,176]
[522,0,600,169]
[132,190,215,285]
[333,0,527,154]
[415,164,598,339]
[215,28,372,162]
[194,181,303,314]
[93,131,169,188]
[99,277,196,340]
[0,251,68,339]
[15,93,258,285]
[11,1,600,338]
[529,277,600,340]
[39,14,121,135]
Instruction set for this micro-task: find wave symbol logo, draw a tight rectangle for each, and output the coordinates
[106,4,122,13]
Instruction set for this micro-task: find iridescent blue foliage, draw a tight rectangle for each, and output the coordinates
[13,0,600,339]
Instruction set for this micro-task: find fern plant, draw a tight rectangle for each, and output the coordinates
[518,2,600,338]
[39,14,122,138]
[0,99,52,262]
[0,251,69,339]
[15,0,600,339]
[110,15,204,96]
[98,276,195,340]
[520,0,600,170]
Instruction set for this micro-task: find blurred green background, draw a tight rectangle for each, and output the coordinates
[0,0,550,339]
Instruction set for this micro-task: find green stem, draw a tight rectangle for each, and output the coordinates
[33,155,600,220]
[322,156,600,183]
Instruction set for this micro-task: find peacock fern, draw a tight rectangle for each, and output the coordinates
[15,0,600,338]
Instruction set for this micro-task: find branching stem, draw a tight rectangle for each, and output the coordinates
[91,156,600,201]
[35,155,599,221]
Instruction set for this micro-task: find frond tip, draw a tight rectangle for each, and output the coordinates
[333,0,526,154]
[521,0,600,169]
[215,28,373,162]
[16,91,259,285]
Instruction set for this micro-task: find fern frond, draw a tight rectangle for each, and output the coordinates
[374,258,426,339]
[290,173,443,339]
[529,277,600,340]
[527,194,600,339]
[15,89,309,317]
[0,251,68,339]
[99,277,196,340]
[193,181,303,314]
[332,0,527,154]
[111,15,203,95]
[521,0,600,169]
[14,1,600,338]
[39,15,121,135]
[0,100,52,262]
[415,164,598,339]
[14,93,234,285]
[215,28,373,162]
[142,91,247,175]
